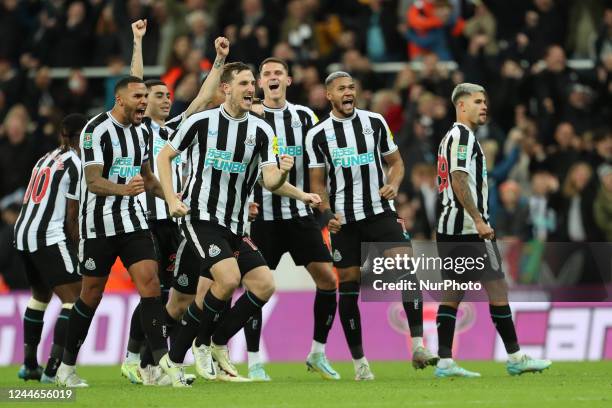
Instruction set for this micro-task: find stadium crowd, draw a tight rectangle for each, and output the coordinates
[1,0,611,289]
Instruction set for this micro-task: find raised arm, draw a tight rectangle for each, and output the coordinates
[130,19,147,79]
[184,37,230,117]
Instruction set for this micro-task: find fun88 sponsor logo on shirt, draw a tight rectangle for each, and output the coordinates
[276,138,303,157]
[205,148,248,173]
[154,138,181,164]
[331,147,374,168]
[109,157,141,178]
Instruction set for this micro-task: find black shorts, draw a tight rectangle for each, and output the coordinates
[181,219,267,276]
[172,238,200,295]
[150,219,181,293]
[330,211,410,268]
[78,230,157,277]
[436,233,505,282]
[19,241,81,289]
[250,215,332,269]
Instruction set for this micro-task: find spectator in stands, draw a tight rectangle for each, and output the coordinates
[0,198,27,289]
[418,53,454,97]
[409,163,437,240]
[495,180,531,241]
[534,45,579,139]
[550,162,602,242]
[528,169,558,241]
[492,59,527,132]
[0,0,27,63]
[223,0,276,66]
[358,0,404,62]
[588,128,612,170]
[370,89,403,134]
[281,0,318,62]
[521,0,567,61]
[405,0,465,61]
[594,164,612,242]
[187,10,213,61]
[594,6,612,65]
[463,0,498,57]
[93,3,122,66]
[307,84,328,120]
[567,0,604,59]
[55,69,91,116]
[545,122,581,183]
[564,83,597,135]
[0,106,37,200]
[23,66,54,122]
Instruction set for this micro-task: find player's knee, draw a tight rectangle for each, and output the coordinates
[249,275,275,300]
[217,273,241,293]
[81,286,104,307]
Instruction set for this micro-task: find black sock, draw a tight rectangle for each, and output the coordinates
[127,303,144,354]
[338,281,363,359]
[23,306,46,368]
[244,308,262,352]
[139,297,167,365]
[62,298,96,366]
[169,302,202,363]
[195,290,227,347]
[212,291,267,346]
[163,308,179,346]
[436,305,458,359]
[313,288,337,344]
[402,297,424,338]
[44,307,70,377]
[490,304,520,354]
[140,344,154,368]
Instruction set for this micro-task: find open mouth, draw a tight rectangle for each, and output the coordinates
[269,82,280,91]
[342,98,354,109]
[135,108,145,121]
[243,95,253,104]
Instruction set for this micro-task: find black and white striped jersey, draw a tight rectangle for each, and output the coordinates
[436,122,489,235]
[139,114,184,222]
[305,109,398,224]
[14,148,81,251]
[79,112,150,239]
[169,105,277,235]
[252,102,317,221]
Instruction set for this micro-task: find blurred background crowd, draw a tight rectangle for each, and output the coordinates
[1,0,611,289]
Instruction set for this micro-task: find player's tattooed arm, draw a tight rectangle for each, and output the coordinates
[141,161,165,199]
[65,199,79,244]
[84,165,144,197]
[184,37,230,117]
[450,171,481,222]
[451,170,494,239]
[130,19,147,79]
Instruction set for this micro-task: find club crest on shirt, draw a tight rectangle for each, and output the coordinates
[326,134,336,142]
[333,249,342,262]
[362,126,374,136]
[291,119,302,128]
[209,244,221,257]
[84,258,96,271]
[245,134,256,147]
[177,273,189,287]
[208,130,218,138]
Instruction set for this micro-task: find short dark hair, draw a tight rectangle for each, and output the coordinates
[259,58,289,75]
[144,79,167,89]
[61,113,88,140]
[220,62,252,84]
[114,76,145,94]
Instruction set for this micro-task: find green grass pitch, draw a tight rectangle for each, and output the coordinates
[1,362,611,407]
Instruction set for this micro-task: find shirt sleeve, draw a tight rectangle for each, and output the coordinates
[81,126,104,167]
[377,115,398,156]
[64,157,81,200]
[257,121,278,169]
[449,127,474,173]
[166,112,186,132]
[169,114,200,153]
[305,127,326,168]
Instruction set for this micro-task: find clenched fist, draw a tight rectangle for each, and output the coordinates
[279,154,294,173]
[124,174,145,196]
